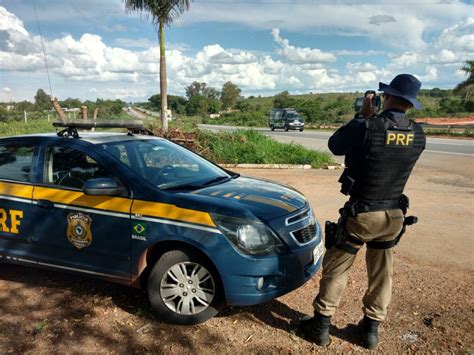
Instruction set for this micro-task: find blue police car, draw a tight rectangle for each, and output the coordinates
[0,120,323,324]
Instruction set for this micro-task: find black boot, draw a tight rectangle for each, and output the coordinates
[297,312,331,346]
[361,315,380,350]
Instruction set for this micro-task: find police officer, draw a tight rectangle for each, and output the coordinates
[297,74,426,349]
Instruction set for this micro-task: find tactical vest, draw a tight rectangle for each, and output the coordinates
[347,112,425,201]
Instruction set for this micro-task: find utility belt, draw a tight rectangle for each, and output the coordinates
[324,194,418,254]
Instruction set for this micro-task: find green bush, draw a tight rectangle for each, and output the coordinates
[196,129,333,168]
[203,111,268,127]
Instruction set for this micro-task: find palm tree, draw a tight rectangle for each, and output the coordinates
[124,0,191,131]
[454,60,474,101]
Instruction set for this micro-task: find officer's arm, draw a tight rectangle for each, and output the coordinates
[328,119,366,155]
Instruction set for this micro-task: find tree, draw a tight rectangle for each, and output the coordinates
[186,95,208,116]
[14,100,35,113]
[236,100,250,112]
[34,88,50,111]
[185,82,208,99]
[124,0,191,131]
[273,91,294,109]
[184,82,221,116]
[221,81,241,110]
[454,60,474,101]
[148,94,186,114]
[0,106,9,122]
[61,98,82,109]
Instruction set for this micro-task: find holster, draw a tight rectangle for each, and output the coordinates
[325,197,418,252]
[324,202,363,254]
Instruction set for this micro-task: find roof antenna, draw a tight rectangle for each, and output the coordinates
[32,0,66,122]
[32,0,54,98]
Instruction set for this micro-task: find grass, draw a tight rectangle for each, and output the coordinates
[195,129,333,168]
[0,119,55,137]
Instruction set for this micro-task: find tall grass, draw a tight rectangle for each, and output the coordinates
[0,119,55,137]
[196,129,333,168]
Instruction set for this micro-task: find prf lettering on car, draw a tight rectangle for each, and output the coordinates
[385,131,414,148]
[0,208,23,234]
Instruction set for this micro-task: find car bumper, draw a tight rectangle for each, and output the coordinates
[288,124,304,130]
[220,226,323,306]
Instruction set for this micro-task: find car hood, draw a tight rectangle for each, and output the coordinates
[187,176,307,221]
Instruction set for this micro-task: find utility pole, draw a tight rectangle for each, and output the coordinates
[24,110,27,123]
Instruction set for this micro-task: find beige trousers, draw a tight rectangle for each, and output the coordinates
[313,209,404,321]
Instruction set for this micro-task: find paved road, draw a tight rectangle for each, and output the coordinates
[199,124,474,178]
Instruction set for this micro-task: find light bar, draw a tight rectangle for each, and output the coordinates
[53,119,145,130]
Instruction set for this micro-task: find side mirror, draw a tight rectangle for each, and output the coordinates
[83,178,127,197]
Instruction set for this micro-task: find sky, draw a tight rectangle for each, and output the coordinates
[0,0,473,102]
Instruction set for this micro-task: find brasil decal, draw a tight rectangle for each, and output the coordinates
[67,212,93,249]
[132,221,147,241]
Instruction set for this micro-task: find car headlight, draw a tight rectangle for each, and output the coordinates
[211,214,284,255]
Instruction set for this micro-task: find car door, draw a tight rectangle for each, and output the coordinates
[277,110,285,128]
[32,142,133,281]
[0,141,38,259]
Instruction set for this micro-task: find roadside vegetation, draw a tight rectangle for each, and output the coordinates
[0,118,54,137]
[195,129,333,168]
[0,117,334,169]
[139,86,474,129]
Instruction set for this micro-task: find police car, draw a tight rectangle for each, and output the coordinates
[0,120,323,325]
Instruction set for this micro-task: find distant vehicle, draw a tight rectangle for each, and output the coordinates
[0,120,323,325]
[269,108,304,132]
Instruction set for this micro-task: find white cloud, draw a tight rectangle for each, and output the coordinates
[386,17,474,85]
[272,28,336,64]
[1,5,473,100]
[0,6,27,36]
[1,87,14,102]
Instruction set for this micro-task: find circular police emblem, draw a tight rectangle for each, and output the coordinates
[67,212,93,249]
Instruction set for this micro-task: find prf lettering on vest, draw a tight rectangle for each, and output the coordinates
[0,208,23,234]
[386,132,414,147]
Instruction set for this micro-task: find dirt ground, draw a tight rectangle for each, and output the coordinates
[415,116,474,125]
[0,165,473,353]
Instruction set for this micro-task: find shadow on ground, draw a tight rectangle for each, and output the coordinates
[0,263,225,352]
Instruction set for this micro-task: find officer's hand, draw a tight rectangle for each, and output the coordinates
[360,93,377,118]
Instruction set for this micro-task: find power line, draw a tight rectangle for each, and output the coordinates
[32,0,54,97]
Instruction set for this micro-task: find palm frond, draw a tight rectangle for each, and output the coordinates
[123,0,190,27]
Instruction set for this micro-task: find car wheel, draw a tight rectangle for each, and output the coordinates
[299,128,304,132]
[147,249,223,325]
[270,125,275,131]
[284,125,289,131]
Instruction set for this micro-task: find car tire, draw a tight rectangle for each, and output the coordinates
[284,125,289,131]
[147,248,223,325]
[270,125,275,131]
[299,128,304,132]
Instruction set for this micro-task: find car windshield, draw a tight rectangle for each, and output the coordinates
[102,138,232,190]
[287,113,302,121]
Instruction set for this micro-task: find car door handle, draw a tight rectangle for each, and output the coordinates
[37,199,54,209]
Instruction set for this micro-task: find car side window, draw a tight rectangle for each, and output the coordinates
[103,144,131,166]
[0,144,35,182]
[45,146,109,190]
